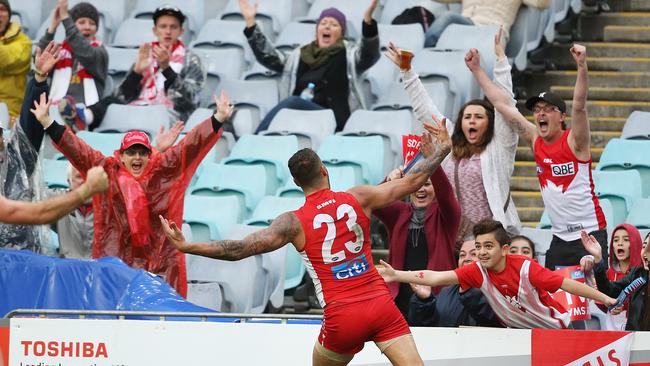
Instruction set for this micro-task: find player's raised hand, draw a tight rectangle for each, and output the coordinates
[377,259,397,282]
[159,215,189,252]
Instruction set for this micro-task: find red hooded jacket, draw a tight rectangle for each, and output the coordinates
[51,117,222,297]
[608,224,643,282]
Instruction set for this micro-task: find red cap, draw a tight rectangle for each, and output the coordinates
[120,131,152,152]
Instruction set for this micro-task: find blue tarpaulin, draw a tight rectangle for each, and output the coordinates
[0,249,232,321]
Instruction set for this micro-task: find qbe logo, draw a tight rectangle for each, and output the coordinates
[551,162,575,177]
[331,254,369,280]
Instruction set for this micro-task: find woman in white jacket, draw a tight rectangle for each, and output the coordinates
[385,29,521,242]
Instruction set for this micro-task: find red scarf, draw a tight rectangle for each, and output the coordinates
[131,40,186,108]
[50,38,102,105]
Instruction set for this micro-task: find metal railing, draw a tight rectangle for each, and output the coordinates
[5,309,323,324]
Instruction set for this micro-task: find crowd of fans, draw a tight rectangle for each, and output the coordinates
[0,0,649,336]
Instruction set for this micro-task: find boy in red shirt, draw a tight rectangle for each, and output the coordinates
[379,219,617,329]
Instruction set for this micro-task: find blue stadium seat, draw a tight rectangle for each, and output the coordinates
[222,134,301,194]
[190,162,267,214]
[597,138,650,197]
[246,196,305,226]
[317,135,389,185]
[263,109,336,150]
[74,131,125,158]
[277,165,361,197]
[340,110,414,167]
[43,159,70,189]
[592,170,643,226]
[621,111,650,140]
[626,199,650,229]
[96,104,170,137]
[183,195,243,241]
[284,245,305,290]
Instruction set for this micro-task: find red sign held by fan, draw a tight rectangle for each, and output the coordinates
[402,134,422,169]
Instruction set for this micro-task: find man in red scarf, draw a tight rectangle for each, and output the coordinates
[30,90,234,298]
[38,0,108,131]
[61,5,205,132]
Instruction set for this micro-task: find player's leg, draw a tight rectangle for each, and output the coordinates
[312,342,353,366]
[376,334,423,366]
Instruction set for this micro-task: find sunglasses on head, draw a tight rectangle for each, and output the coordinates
[156,4,181,13]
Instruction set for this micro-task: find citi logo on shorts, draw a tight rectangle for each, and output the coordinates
[331,254,369,280]
[551,162,575,177]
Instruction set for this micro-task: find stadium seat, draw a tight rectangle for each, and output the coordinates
[597,138,650,197]
[277,165,361,197]
[220,0,293,38]
[96,104,170,137]
[34,21,66,43]
[130,0,204,39]
[183,108,214,132]
[75,131,125,158]
[340,109,414,167]
[192,48,245,106]
[213,79,279,126]
[106,46,138,88]
[183,195,243,241]
[284,245,305,290]
[43,159,70,189]
[111,18,156,48]
[519,227,553,267]
[190,162,268,214]
[10,0,42,38]
[378,23,424,54]
[263,108,336,150]
[318,135,388,185]
[371,81,414,111]
[187,282,224,311]
[222,134,301,194]
[379,0,448,24]
[435,24,499,77]
[362,57,400,106]
[242,61,280,83]
[621,111,650,140]
[191,20,255,66]
[246,196,305,226]
[592,170,643,226]
[625,199,650,229]
[553,0,571,23]
[274,22,318,51]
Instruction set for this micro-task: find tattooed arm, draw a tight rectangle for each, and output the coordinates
[159,212,301,260]
[465,48,537,147]
[348,122,451,213]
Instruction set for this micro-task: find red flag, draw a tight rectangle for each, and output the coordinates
[402,134,421,167]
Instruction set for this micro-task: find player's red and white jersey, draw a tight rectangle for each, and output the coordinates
[294,189,389,307]
[455,255,571,329]
[535,129,606,241]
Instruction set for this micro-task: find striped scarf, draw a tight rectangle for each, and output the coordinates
[130,41,186,109]
[50,38,102,105]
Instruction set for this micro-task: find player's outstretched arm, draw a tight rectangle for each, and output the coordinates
[560,278,616,307]
[378,260,459,287]
[349,119,451,211]
[0,166,108,224]
[466,48,537,146]
[160,212,300,261]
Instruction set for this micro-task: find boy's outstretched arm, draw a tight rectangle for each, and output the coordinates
[378,260,459,287]
[560,278,616,306]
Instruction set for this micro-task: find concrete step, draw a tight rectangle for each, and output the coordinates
[605,26,650,42]
[512,191,544,208]
[514,161,538,177]
[516,207,545,223]
[525,115,627,132]
[511,176,540,191]
[525,70,650,90]
[551,85,650,102]
[521,221,540,228]
[515,146,604,161]
[517,100,650,118]
[548,56,650,72]
[545,42,650,61]
[579,13,650,41]
[609,0,650,12]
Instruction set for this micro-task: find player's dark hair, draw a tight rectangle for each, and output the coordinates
[472,219,510,247]
[288,148,323,188]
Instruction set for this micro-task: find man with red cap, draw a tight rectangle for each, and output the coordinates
[30,91,234,297]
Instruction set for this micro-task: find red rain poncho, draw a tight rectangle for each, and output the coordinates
[54,118,222,297]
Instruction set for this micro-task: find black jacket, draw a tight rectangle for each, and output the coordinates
[594,264,649,331]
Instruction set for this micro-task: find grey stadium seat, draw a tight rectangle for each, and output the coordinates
[214,79,279,125]
[106,46,138,88]
[111,18,156,48]
[95,104,170,137]
[191,19,256,67]
[435,24,500,77]
[621,111,650,140]
[274,22,317,52]
[219,0,293,38]
[263,108,337,150]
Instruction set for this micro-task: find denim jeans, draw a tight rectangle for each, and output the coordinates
[424,12,474,47]
[255,96,324,134]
